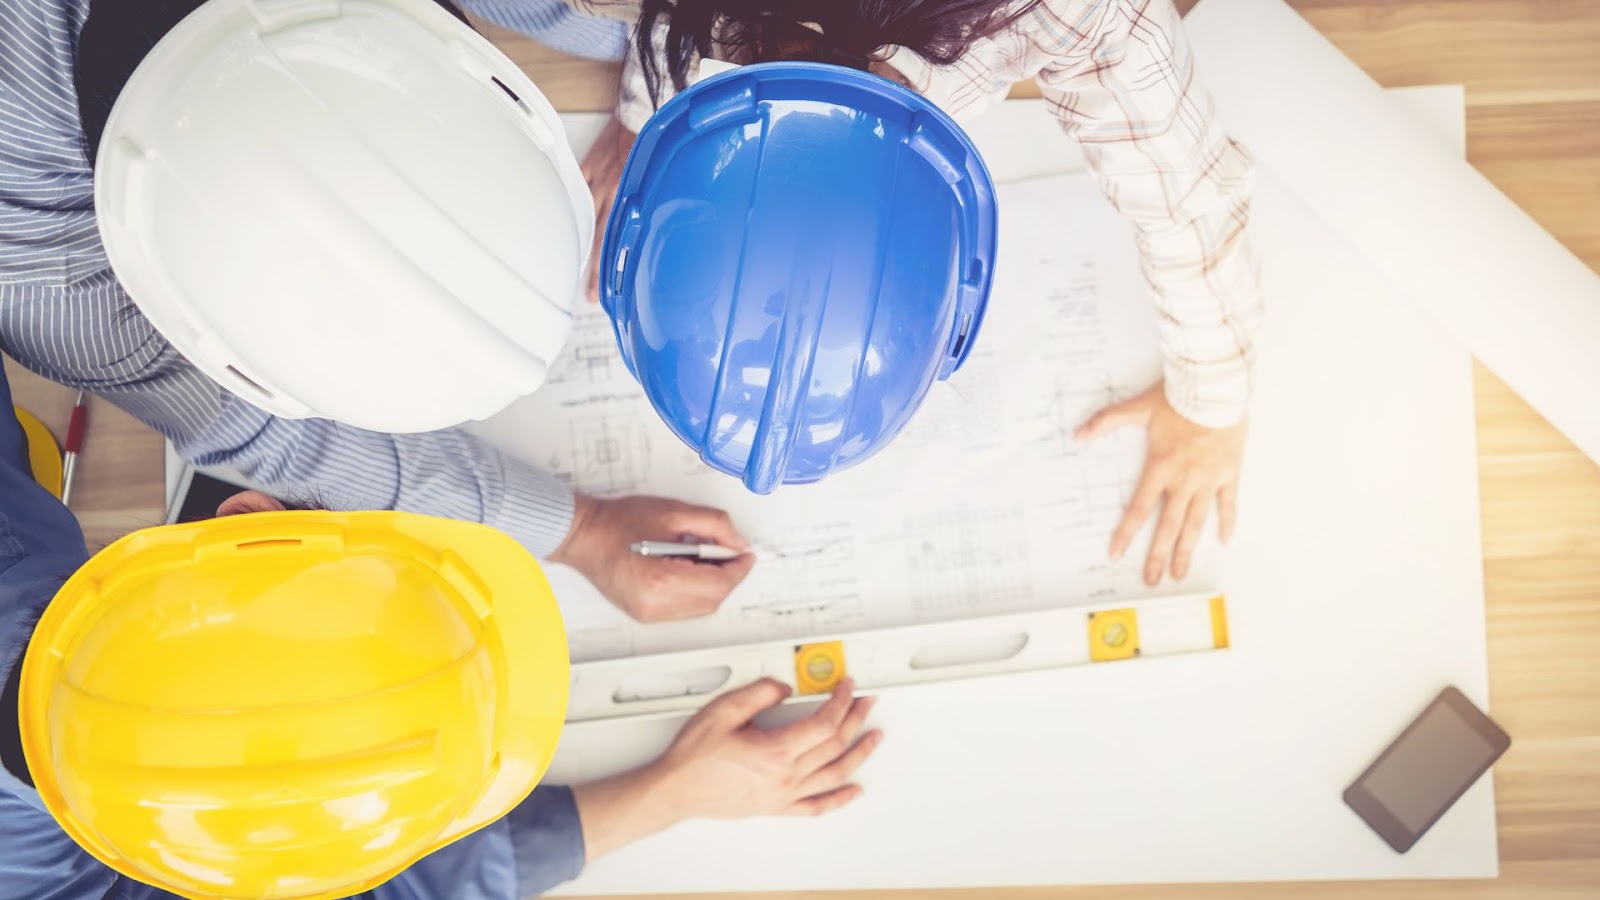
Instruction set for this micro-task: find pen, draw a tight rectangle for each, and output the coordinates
[60,390,88,507]
[629,540,745,561]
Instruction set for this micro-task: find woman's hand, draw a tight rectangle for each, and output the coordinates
[1077,380,1248,584]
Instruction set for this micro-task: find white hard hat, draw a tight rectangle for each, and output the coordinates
[95,0,593,433]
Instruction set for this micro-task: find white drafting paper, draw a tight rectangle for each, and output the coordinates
[1187,0,1600,465]
[470,174,1194,663]
[513,84,1491,892]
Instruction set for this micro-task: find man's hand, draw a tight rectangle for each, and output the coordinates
[1077,381,1247,585]
[652,678,882,819]
[571,679,883,862]
[580,117,637,304]
[549,493,755,621]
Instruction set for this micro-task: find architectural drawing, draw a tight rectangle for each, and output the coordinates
[903,507,1032,617]
[474,173,1212,663]
[563,415,650,495]
[545,312,625,388]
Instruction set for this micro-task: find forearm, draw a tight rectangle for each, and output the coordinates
[571,763,688,863]
[1038,0,1263,426]
[1142,155,1263,428]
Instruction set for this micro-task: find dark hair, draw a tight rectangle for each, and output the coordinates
[635,0,1043,100]
[74,0,473,166]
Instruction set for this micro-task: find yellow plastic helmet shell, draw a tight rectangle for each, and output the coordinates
[14,405,63,497]
[18,510,569,900]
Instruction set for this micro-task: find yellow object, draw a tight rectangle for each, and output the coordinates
[1209,595,1230,649]
[18,511,569,900]
[794,641,847,695]
[14,405,63,498]
[1088,608,1141,662]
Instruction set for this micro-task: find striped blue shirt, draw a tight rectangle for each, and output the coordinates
[469,0,627,59]
[0,0,620,559]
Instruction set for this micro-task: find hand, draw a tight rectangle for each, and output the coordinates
[1076,381,1247,585]
[549,493,755,621]
[580,116,637,304]
[651,678,882,820]
[571,679,883,862]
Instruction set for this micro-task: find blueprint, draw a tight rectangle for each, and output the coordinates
[471,174,1214,662]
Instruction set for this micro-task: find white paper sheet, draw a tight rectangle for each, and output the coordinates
[496,85,1491,893]
[1187,0,1600,464]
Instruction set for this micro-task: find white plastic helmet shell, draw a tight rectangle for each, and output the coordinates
[95,0,594,433]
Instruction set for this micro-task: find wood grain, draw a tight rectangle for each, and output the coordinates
[7,1,1596,897]
[3,356,165,550]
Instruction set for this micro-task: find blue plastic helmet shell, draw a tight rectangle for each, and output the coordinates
[601,62,997,494]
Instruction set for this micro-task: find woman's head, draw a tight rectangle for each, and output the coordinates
[636,0,1042,98]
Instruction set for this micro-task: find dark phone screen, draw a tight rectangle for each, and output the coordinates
[172,471,256,524]
[1356,699,1503,832]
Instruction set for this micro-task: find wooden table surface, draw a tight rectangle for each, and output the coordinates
[8,0,1596,897]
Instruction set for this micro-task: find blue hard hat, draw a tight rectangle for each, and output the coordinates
[601,62,997,494]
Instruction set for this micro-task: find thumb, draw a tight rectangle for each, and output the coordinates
[1075,395,1149,440]
[702,679,791,730]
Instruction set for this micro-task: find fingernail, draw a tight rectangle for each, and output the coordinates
[1110,546,1124,561]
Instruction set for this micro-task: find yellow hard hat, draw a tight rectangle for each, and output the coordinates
[18,511,569,900]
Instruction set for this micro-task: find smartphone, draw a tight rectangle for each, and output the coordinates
[167,466,261,524]
[1343,686,1511,853]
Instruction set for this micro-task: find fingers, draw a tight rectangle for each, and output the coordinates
[665,503,751,551]
[764,680,855,753]
[1074,397,1145,441]
[1143,488,1191,586]
[781,784,864,818]
[1109,469,1164,562]
[1075,385,1159,441]
[666,550,756,611]
[630,554,751,621]
[1170,491,1211,580]
[795,694,876,773]
[697,678,791,731]
[796,728,884,800]
[1217,481,1238,544]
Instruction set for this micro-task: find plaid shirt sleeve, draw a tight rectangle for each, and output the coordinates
[1033,0,1263,427]
[579,0,1262,427]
